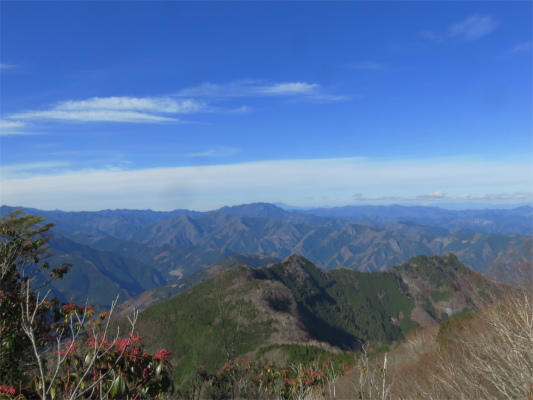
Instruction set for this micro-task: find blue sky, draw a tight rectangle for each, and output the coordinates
[1,1,531,211]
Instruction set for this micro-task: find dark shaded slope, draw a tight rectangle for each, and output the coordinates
[44,234,166,307]
[255,255,360,349]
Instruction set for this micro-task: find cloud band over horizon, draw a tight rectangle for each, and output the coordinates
[2,156,531,211]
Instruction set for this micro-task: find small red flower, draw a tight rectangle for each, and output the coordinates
[153,349,172,360]
[0,385,17,396]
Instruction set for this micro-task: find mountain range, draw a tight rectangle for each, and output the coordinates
[1,203,530,307]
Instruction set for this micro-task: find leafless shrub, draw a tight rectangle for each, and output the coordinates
[344,347,392,400]
[392,258,533,400]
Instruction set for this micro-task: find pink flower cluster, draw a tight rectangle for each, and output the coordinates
[114,333,143,353]
[58,338,81,356]
[153,349,172,361]
[85,331,110,349]
[0,385,16,396]
[61,303,85,315]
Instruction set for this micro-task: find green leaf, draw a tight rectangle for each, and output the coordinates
[110,375,125,398]
[110,379,118,398]
[118,376,126,396]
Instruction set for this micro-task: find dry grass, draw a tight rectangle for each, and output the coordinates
[389,258,533,400]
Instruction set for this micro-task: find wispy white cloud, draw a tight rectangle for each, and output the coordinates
[1,161,71,179]
[449,15,499,41]
[55,97,207,113]
[351,191,532,203]
[175,80,345,102]
[10,110,177,123]
[1,156,530,211]
[417,191,446,200]
[352,194,403,201]
[420,31,443,42]
[8,96,212,124]
[257,82,318,95]
[510,42,531,53]
[0,120,25,129]
[228,106,250,113]
[2,161,70,172]
[0,120,32,136]
[457,192,532,201]
[6,81,344,126]
[175,81,250,98]
[422,15,499,43]
[0,63,16,70]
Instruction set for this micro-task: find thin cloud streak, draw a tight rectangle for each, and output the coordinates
[175,80,344,102]
[0,120,32,136]
[417,191,446,200]
[510,42,531,53]
[258,82,318,95]
[0,120,25,128]
[449,15,499,41]
[56,97,207,113]
[422,15,499,43]
[7,96,210,124]
[352,192,532,203]
[9,110,178,123]
[1,161,71,179]
[2,161,70,172]
[2,157,531,211]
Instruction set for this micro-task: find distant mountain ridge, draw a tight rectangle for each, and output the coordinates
[296,204,533,235]
[0,205,202,240]
[124,207,530,273]
[2,203,530,308]
[3,203,531,237]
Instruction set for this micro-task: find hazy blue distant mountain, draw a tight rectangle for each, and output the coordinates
[0,205,202,239]
[215,203,347,228]
[43,233,167,307]
[3,203,531,309]
[273,202,316,210]
[3,203,530,237]
[128,209,529,273]
[430,202,533,210]
[296,205,533,235]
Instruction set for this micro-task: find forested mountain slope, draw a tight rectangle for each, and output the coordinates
[115,253,282,314]
[41,234,167,307]
[133,253,494,389]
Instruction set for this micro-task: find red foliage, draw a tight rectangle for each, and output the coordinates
[153,349,172,361]
[0,385,16,396]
